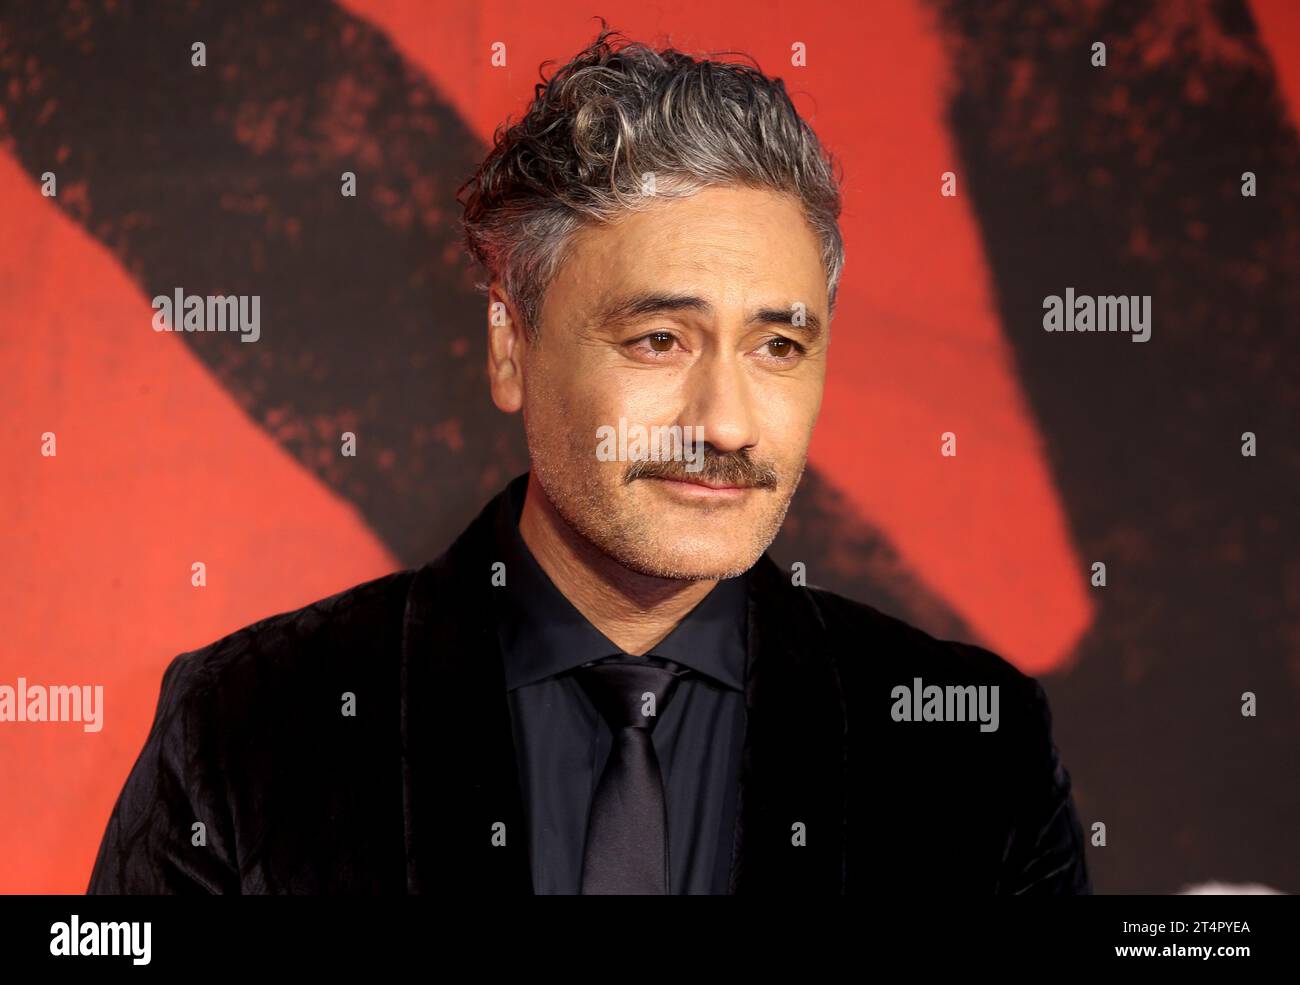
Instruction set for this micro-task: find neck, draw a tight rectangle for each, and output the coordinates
[517,473,717,655]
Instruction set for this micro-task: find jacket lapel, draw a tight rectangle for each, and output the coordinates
[729,553,848,893]
[400,493,533,894]
[400,483,848,894]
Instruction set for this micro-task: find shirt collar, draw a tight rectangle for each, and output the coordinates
[491,472,748,692]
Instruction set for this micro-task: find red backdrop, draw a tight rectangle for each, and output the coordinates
[1,0,1297,893]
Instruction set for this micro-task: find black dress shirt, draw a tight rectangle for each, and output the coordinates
[489,474,748,894]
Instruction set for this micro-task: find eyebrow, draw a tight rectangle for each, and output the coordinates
[594,291,824,345]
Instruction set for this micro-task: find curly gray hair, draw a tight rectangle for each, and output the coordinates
[458,25,845,338]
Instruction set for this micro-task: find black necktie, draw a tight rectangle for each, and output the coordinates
[574,655,689,894]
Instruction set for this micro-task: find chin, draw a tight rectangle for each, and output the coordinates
[617,539,760,581]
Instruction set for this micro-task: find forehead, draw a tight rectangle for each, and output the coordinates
[546,185,828,321]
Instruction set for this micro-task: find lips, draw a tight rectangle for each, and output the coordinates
[649,476,757,495]
[660,478,748,490]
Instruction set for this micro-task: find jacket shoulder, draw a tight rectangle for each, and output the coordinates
[803,583,1037,693]
[799,584,1090,894]
[161,568,417,697]
[88,569,419,893]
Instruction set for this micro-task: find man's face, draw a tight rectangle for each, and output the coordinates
[506,184,830,581]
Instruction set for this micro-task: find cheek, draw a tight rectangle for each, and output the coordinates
[525,366,628,463]
[756,377,821,450]
[617,375,679,424]
[525,349,585,421]
[574,360,672,432]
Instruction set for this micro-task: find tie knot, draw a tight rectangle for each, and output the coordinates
[574,656,688,732]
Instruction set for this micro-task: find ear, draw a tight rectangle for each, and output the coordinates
[486,283,526,414]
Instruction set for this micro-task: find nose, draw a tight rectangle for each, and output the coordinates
[679,347,760,455]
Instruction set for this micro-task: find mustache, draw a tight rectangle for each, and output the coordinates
[624,448,780,489]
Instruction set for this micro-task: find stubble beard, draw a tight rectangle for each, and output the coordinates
[527,422,807,583]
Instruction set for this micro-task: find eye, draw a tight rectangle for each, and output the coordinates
[625,330,682,359]
[647,331,675,353]
[759,336,806,361]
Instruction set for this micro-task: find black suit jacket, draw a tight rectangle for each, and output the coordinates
[88,477,1091,894]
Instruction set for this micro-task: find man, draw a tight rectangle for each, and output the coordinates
[88,28,1090,895]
